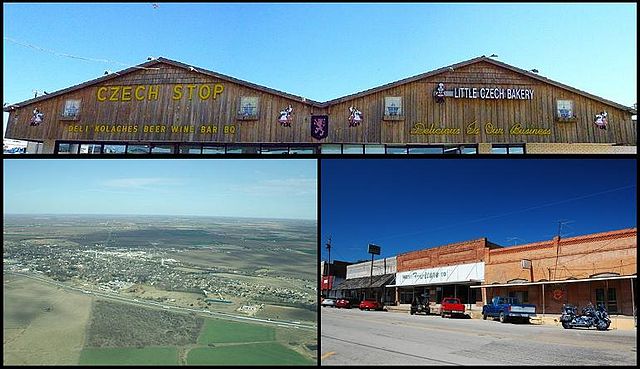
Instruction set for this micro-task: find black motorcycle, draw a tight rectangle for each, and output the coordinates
[560,303,611,330]
[410,294,430,315]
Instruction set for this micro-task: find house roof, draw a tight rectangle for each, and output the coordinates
[4,56,636,114]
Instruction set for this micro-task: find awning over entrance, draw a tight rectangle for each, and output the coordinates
[333,273,395,290]
[470,274,636,288]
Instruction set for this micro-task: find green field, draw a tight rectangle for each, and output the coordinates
[197,319,275,344]
[187,343,314,365]
[78,347,178,365]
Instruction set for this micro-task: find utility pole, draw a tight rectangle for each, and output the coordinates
[325,237,332,278]
[553,220,569,280]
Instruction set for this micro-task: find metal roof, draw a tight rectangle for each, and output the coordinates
[333,273,395,290]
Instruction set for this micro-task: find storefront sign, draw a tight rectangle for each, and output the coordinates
[395,262,484,286]
[96,83,225,102]
[67,124,237,135]
[434,83,534,102]
[409,122,551,136]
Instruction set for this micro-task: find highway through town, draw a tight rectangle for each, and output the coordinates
[321,307,637,366]
[6,271,316,331]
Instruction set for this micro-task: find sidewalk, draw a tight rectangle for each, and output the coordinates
[385,305,637,330]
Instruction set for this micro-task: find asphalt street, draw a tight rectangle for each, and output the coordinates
[321,306,637,366]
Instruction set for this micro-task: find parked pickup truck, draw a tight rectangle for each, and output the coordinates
[440,297,465,318]
[482,296,536,323]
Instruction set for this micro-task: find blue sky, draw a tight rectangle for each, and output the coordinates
[3,159,317,219]
[3,3,637,137]
[321,159,637,262]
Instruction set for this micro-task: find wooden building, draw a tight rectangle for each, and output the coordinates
[4,56,636,154]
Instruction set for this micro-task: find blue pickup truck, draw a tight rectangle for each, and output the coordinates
[482,296,536,323]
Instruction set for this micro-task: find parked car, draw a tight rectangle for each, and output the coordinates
[359,298,383,311]
[335,298,359,309]
[440,297,465,318]
[321,298,336,307]
[482,296,536,323]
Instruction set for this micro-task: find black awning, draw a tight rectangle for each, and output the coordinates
[334,273,395,290]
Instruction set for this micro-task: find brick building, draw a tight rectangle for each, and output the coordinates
[392,238,502,307]
[473,228,637,316]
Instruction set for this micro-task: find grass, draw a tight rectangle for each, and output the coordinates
[197,319,275,344]
[187,342,314,365]
[78,347,178,365]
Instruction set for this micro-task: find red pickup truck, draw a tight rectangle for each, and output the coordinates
[440,297,465,318]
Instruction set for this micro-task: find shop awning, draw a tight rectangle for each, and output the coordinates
[333,273,395,290]
[470,274,636,289]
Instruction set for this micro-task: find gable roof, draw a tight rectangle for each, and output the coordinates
[3,57,323,111]
[324,56,637,114]
[4,56,636,114]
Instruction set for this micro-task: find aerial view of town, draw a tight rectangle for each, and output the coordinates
[3,159,318,365]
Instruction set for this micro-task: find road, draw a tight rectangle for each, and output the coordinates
[5,271,316,331]
[321,307,637,366]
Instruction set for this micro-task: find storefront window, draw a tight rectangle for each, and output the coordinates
[509,145,525,154]
[79,144,101,154]
[226,146,259,154]
[607,288,617,313]
[386,146,407,154]
[261,146,289,154]
[321,144,342,154]
[179,145,202,154]
[461,146,478,154]
[491,146,509,154]
[202,146,225,154]
[364,145,385,154]
[150,145,175,154]
[289,146,316,154]
[127,145,150,154]
[103,144,126,154]
[343,144,364,154]
[409,147,443,154]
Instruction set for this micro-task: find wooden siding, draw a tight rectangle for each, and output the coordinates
[5,61,636,145]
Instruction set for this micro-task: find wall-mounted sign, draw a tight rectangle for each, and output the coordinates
[29,109,44,126]
[66,124,237,135]
[594,111,608,130]
[395,262,484,286]
[238,96,259,119]
[409,121,551,136]
[96,83,225,102]
[311,115,329,140]
[278,105,293,127]
[62,100,81,118]
[384,97,403,117]
[348,106,363,127]
[434,83,534,101]
[556,100,575,120]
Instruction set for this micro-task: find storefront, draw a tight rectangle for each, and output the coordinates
[4,56,636,154]
[392,238,502,310]
[472,228,637,317]
[332,257,396,303]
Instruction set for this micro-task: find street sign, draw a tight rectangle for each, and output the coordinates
[368,244,380,255]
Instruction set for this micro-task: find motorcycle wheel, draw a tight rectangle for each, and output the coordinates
[596,321,610,331]
[410,310,415,315]
[561,321,572,329]
[482,312,487,320]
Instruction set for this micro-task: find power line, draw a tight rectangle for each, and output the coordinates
[372,184,636,242]
[4,36,160,71]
